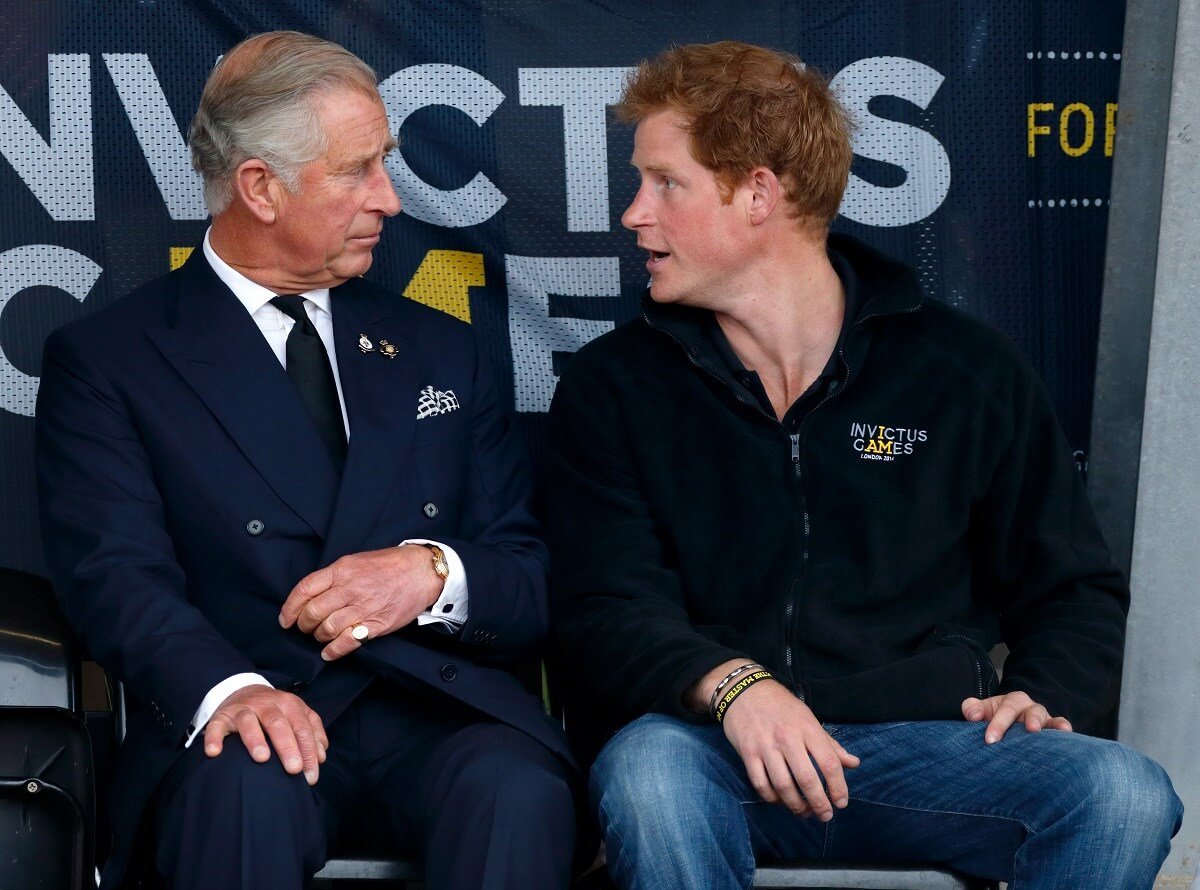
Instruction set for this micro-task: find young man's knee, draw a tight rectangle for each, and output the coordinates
[591,715,727,821]
[1076,742,1183,837]
[596,715,699,778]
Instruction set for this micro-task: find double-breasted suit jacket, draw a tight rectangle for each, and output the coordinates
[35,251,568,882]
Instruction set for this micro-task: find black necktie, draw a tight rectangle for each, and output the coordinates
[270,296,347,470]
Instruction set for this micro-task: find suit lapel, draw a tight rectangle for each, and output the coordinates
[147,252,340,538]
[321,278,419,563]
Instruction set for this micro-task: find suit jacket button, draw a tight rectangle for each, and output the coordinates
[288,681,306,693]
[246,519,265,536]
[423,502,438,519]
[440,663,457,682]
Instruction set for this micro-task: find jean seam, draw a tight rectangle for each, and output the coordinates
[849,795,1032,834]
[593,798,626,884]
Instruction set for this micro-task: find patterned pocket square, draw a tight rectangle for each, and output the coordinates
[417,385,460,419]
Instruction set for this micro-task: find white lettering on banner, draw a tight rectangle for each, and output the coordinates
[833,57,951,227]
[0,54,956,415]
[378,63,506,228]
[506,255,618,412]
[518,67,633,233]
[103,54,207,220]
[0,55,94,221]
[0,55,951,229]
[0,245,101,417]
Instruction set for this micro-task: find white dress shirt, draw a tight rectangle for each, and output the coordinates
[184,231,468,746]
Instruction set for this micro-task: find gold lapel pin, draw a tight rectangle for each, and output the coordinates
[379,339,399,359]
[358,334,375,353]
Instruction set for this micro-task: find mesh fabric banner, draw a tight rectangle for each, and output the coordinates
[0,1,1123,573]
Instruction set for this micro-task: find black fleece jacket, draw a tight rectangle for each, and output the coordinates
[548,234,1127,748]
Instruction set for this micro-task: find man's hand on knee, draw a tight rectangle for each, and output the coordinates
[962,691,1072,744]
[203,686,328,785]
[719,678,859,822]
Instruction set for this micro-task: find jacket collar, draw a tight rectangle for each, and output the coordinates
[641,233,924,386]
[148,251,418,556]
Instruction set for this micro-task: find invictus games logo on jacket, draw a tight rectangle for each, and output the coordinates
[850,422,928,461]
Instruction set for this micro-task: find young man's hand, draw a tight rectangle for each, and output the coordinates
[962,691,1072,744]
[688,659,858,821]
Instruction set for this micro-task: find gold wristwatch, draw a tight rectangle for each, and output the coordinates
[422,543,450,581]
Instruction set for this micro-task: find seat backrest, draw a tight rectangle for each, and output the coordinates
[0,569,95,888]
[0,707,96,890]
[0,567,81,712]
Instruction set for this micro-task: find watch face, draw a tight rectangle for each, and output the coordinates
[429,546,450,579]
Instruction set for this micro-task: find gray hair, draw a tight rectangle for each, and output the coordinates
[189,31,380,216]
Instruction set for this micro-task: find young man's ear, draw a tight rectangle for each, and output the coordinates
[233,159,282,224]
[745,167,782,225]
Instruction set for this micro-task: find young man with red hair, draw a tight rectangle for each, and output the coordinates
[548,41,1180,889]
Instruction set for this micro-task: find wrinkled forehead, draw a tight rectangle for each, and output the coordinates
[312,86,397,147]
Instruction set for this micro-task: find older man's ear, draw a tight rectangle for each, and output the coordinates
[233,158,281,224]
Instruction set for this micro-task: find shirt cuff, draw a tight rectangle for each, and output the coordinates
[184,673,272,747]
[401,538,469,630]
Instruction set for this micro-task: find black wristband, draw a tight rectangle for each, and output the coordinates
[707,662,764,719]
[714,669,773,723]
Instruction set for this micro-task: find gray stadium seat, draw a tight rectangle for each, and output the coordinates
[312,856,997,888]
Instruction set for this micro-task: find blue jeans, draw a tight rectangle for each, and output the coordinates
[591,715,1182,890]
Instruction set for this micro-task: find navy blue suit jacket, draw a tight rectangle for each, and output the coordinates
[35,251,568,883]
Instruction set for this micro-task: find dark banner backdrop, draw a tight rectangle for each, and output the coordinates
[0,1,1124,575]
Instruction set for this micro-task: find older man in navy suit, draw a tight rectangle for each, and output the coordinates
[35,30,578,890]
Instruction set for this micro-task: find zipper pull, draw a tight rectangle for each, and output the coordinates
[790,433,800,463]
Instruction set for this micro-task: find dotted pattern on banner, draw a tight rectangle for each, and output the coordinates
[0,0,1127,577]
[485,0,801,472]
[789,0,1124,451]
[1027,50,1122,60]
[0,245,102,416]
[505,254,619,414]
[1014,2,1124,446]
